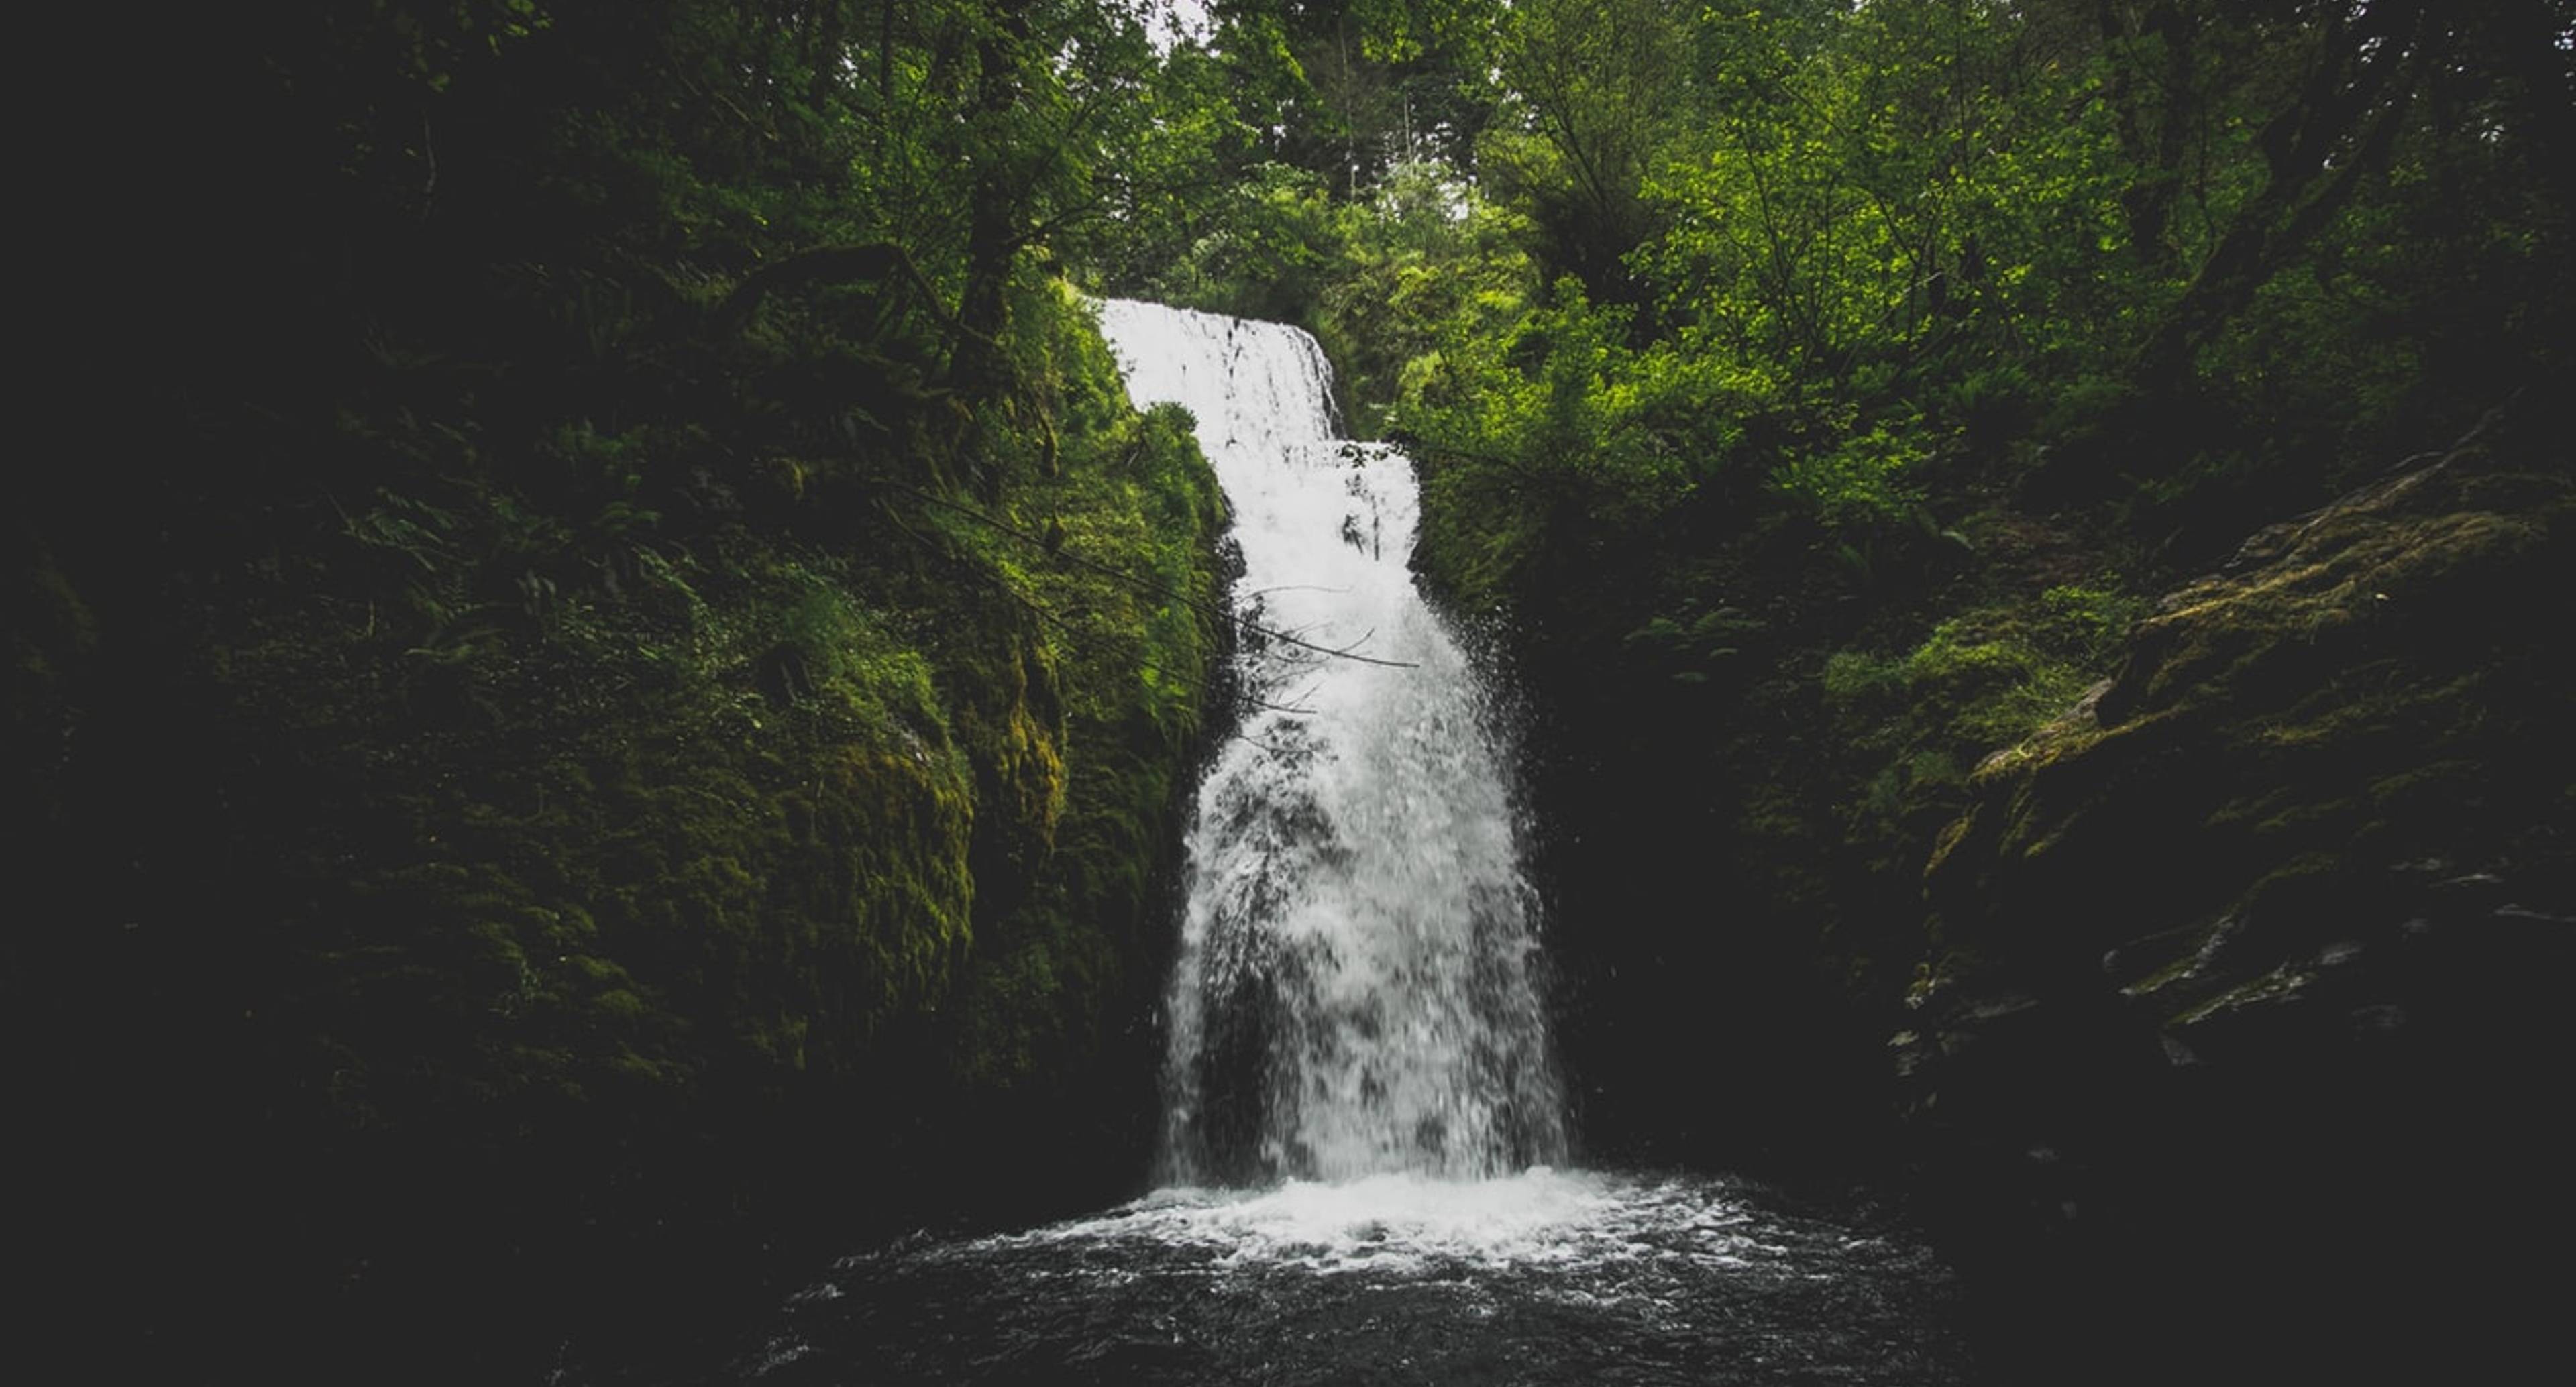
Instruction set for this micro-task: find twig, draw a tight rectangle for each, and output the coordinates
[419,112,438,216]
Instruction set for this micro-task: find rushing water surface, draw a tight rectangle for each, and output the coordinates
[702,302,1969,1384]
[742,1169,1968,1385]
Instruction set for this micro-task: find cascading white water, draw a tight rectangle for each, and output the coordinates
[1095,300,1566,1184]
[750,302,1969,1384]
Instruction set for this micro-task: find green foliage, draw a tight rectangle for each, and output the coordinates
[1769,420,1929,527]
[2038,579,2154,668]
[19,0,2573,1370]
[1130,161,1354,321]
[24,5,1261,1374]
[1483,0,1694,303]
[1341,0,2569,626]
[1823,593,2123,767]
[1285,17,2570,1103]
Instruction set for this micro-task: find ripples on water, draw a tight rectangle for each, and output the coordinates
[733,1170,1970,1385]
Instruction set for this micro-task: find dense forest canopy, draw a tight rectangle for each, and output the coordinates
[87,0,2576,545]
[1130,0,2571,522]
[15,0,2572,1381]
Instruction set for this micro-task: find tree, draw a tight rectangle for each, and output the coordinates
[1482,0,1699,307]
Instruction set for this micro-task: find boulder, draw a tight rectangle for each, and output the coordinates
[1899,407,2575,1379]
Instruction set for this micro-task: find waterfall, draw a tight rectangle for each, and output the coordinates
[741,308,1968,1387]
[1095,300,1566,1184]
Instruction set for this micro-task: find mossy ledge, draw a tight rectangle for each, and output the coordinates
[1892,406,2575,1379]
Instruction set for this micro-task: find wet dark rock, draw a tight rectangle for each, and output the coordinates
[2314,939,2365,968]
[1895,413,2576,1380]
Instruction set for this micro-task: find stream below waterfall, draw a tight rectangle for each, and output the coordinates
[739,1170,1967,1385]
[680,302,1971,1384]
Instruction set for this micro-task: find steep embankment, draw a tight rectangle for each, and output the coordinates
[1421,395,2572,1374]
[8,284,1228,1378]
[1898,412,2574,1377]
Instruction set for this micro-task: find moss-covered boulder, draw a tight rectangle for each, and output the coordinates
[1894,410,2575,1378]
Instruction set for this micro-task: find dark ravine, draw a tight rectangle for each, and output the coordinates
[17,3,2569,1379]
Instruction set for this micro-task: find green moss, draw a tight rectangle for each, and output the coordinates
[924,304,1228,1095]
[21,256,1234,1340]
[1815,576,2149,918]
[1907,451,2573,1117]
[2171,964,2314,1028]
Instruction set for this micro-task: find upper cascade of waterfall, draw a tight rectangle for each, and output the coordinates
[1095,298,1565,1185]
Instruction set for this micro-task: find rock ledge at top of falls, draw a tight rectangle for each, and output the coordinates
[1889,401,2575,1374]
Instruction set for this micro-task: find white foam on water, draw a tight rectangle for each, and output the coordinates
[954,1168,1760,1270]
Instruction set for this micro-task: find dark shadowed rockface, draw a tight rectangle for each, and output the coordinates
[1896,408,2574,1379]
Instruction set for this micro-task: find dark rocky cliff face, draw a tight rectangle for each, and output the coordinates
[8,290,1232,1382]
[1895,410,2574,1380]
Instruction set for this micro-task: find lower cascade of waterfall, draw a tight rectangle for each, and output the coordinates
[704,302,1969,1386]
[1093,297,1564,1185]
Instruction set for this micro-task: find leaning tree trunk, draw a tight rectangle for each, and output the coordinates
[2131,0,2431,392]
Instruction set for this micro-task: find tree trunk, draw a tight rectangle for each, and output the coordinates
[948,1,1034,401]
[2132,1,2431,390]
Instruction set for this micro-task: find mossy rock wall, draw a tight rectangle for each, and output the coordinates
[7,282,1227,1379]
[1892,414,2575,1378]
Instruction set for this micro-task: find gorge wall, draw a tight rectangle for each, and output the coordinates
[9,288,1232,1380]
[1427,398,2573,1378]
[1897,410,2575,1378]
